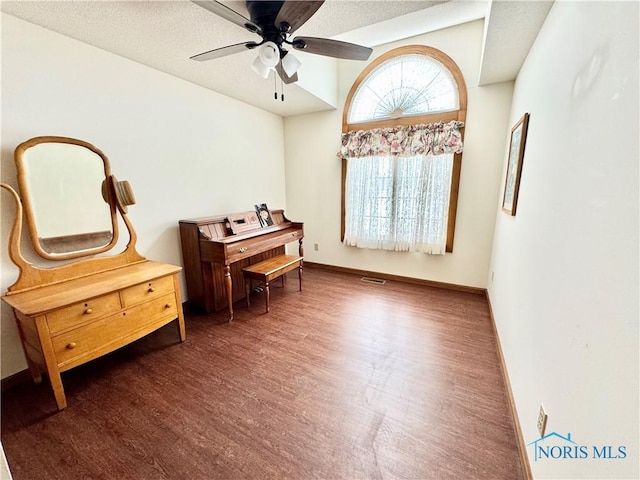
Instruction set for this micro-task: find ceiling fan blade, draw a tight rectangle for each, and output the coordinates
[192,1,261,34]
[275,1,324,34]
[292,37,372,61]
[275,61,299,84]
[190,41,259,62]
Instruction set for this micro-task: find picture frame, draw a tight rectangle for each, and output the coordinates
[255,203,274,227]
[502,112,530,216]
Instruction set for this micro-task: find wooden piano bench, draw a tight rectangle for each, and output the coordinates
[242,254,303,313]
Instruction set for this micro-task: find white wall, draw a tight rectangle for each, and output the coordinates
[488,2,639,479]
[295,53,338,109]
[0,13,287,378]
[0,443,11,480]
[284,19,514,288]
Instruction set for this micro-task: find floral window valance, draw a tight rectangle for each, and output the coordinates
[337,121,464,159]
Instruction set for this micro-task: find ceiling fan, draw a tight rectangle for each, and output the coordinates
[190,0,373,85]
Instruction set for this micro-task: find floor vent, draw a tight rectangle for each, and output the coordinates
[360,277,386,285]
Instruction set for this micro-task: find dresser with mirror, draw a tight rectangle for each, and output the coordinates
[1,136,185,410]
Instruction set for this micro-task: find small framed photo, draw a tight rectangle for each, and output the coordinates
[502,113,530,216]
[255,203,274,227]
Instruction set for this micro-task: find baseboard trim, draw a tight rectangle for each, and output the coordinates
[1,368,32,392]
[485,291,533,480]
[304,261,486,295]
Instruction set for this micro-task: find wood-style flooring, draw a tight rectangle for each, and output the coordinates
[1,266,524,480]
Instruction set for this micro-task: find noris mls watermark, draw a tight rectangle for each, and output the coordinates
[527,432,627,462]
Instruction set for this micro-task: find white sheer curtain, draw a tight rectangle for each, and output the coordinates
[344,153,453,254]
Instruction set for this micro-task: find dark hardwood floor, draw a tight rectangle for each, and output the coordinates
[1,266,524,480]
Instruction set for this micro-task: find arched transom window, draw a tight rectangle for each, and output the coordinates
[340,45,467,253]
[348,53,460,124]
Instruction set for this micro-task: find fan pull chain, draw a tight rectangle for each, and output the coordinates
[274,72,277,100]
[271,71,285,102]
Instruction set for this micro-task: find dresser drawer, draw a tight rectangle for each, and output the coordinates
[52,293,178,369]
[121,275,175,307]
[46,292,121,335]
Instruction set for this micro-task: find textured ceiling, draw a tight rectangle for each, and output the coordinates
[1,0,553,117]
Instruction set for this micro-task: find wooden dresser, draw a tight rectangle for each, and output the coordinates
[1,136,186,411]
[2,261,185,410]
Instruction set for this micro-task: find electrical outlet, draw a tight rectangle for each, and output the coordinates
[314,243,319,251]
[537,404,548,437]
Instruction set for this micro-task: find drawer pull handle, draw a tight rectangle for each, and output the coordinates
[148,287,155,293]
[165,303,172,309]
[66,342,77,350]
[239,247,247,253]
[84,308,93,315]
[291,232,297,236]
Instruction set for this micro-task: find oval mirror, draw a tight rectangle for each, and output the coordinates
[15,136,119,260]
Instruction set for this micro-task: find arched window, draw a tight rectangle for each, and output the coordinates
[340,45,467,253]
[348,54,459,123]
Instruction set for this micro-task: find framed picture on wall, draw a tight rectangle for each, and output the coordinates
[502,112,530,216]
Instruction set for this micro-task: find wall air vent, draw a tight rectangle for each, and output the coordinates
[360,277,386,285]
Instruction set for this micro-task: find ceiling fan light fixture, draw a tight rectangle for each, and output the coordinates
[251,55,271,78]
[282,52,302,77]
[258,41,280,68]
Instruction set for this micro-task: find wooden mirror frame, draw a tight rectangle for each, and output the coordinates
[2,138,145,294]
[15,136,120,261]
